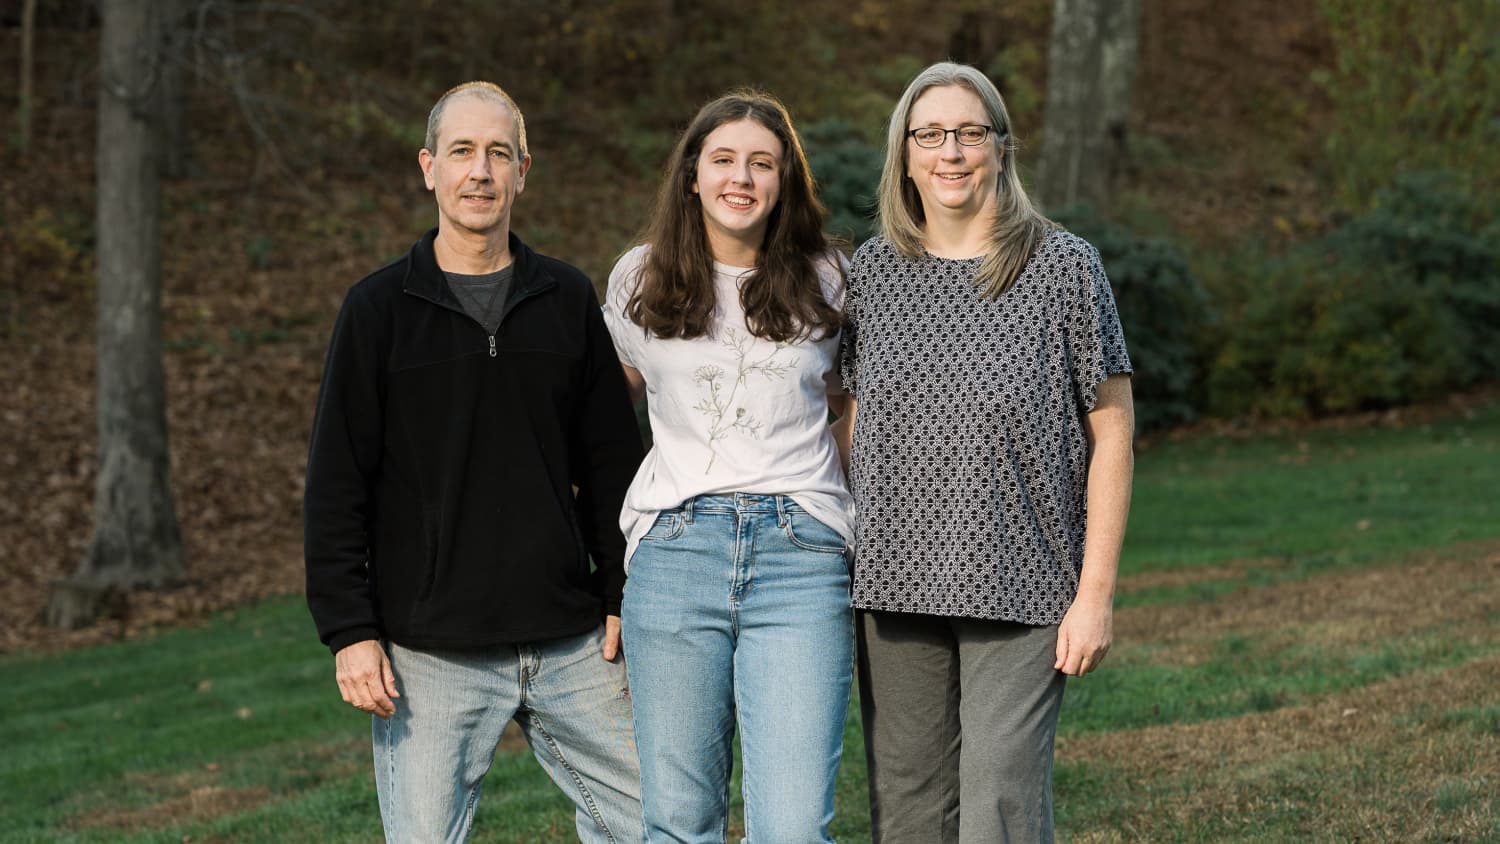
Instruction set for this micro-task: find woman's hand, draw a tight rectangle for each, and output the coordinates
[1055,590,1112,676]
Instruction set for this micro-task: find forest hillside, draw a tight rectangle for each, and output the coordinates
[1,0,1495,650]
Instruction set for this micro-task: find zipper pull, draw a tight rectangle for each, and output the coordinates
[488,336,497,358]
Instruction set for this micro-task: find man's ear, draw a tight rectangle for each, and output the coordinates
[516,153,532,191]
[418,148,436,190]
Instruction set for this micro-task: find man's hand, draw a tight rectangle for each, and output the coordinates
[334,640,400,719]
[601,614,624,662]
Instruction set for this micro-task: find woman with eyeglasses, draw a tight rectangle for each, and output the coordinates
[832,62,1135,843]
[601,90,853,842]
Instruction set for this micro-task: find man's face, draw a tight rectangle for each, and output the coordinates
[418,95,530,239]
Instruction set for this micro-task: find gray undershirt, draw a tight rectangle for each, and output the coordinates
[445,266,515,336]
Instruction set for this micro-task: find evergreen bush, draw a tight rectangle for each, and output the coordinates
[802,119,882,247]
[1208,172,1497,417]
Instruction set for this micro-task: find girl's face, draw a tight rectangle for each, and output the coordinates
[905,85,1000,221]
[692,118,784,263]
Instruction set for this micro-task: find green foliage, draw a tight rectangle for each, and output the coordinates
[1052,205,1212,431]
[336,99,425,156]
[1316,0,1500,213]
[612,121,678,180]
[1325,172,1500,375]
[985,42,1044,131]
[11,206,92,273]
[1210,256,1461,416]
[802,119,882,246]
[1,205,94,338]
[1208,172,1498,417]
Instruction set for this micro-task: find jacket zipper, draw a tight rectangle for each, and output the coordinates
[403,275,548,359]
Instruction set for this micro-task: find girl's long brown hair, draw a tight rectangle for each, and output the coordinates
[625,90,842,342]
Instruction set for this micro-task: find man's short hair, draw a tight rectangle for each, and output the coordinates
[424,81,528,159]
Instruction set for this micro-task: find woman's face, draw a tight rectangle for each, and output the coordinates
[905,85,1000,221]
[692,118,784,262]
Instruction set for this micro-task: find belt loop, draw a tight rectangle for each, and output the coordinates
[683,496,695,524]
[775,494,788,527]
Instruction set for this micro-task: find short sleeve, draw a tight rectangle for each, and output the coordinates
[840,241,874,395]
[602,245,650,368]
[1067,240,1133,412]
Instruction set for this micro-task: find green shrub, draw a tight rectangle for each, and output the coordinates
[1208,172,1496,417]
[1324,172,1500,375]
[1209,257,1467,417]
[802,119,882,247]
[1053,205,1212,432]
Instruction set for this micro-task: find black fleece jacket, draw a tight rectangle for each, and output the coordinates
[303,229,643,654]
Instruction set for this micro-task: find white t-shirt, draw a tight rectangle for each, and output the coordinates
[602,244,854,568]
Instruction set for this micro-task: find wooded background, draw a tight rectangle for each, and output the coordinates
[1,0,1497,644]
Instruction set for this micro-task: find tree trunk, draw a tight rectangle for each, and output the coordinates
[47,0,185,631]
[1098,0,1142,188]
[156,0,190,178]
[1037,0,1142,212]
[18,0,38,156]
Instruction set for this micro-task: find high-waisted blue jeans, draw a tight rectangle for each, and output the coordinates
[622,494,854,843]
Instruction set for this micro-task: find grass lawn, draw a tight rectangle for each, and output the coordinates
[4,400,1498,842]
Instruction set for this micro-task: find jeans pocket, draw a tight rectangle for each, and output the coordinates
[784,511,847,555]
[640,510,684,542]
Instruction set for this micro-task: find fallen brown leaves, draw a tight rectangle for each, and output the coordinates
[0,168,415,655]
[0,317,319,654]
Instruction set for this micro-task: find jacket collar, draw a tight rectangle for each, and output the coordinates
[402,227,556,306]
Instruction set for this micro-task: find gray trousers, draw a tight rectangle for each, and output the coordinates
[856,610,1066,844]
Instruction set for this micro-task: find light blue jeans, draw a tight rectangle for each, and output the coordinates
[373,626,643,844]
[622,494,854,844]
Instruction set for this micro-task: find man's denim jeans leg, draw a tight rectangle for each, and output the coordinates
[623,494,854,844]
[373,628,642,844]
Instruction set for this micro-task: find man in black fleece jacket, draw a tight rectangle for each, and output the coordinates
[303,81,644,843]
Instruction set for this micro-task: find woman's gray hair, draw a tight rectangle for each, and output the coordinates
[875,62,1052,299]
